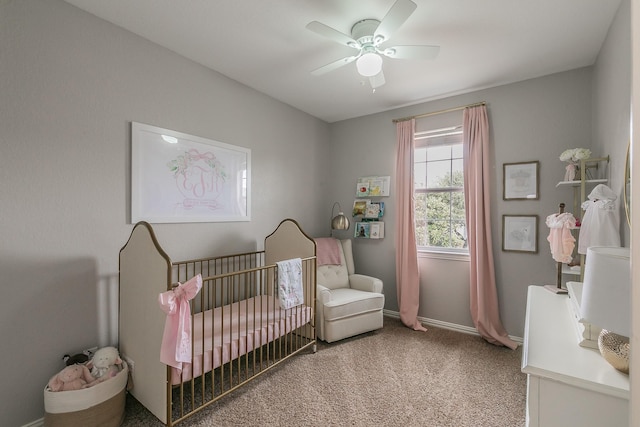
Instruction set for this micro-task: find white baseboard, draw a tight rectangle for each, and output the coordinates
[22,418,43,427]
[383,309,523,345]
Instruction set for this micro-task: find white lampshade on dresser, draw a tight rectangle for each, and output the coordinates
[580,246,631,373]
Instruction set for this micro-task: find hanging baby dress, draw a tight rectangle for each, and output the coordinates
[546,212,577,263]
[578,184,620,254]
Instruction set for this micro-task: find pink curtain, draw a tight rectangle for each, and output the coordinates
[395,119,427,331]
[463,105,517,349]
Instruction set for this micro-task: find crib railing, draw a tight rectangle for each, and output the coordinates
[171,250,265,288]
[167,253,316,426]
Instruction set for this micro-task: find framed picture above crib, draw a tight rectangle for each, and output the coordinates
[131,122,251,223]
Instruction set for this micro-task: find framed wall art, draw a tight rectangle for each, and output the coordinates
[131,122,251,223]
[502,214,538,253]
[503,161,539,200]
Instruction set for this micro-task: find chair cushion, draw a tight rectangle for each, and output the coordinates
[323,288,385,322]
[317,264,349,290]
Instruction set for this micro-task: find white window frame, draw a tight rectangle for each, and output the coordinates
[414,126,469,256]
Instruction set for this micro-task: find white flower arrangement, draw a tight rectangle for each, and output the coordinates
[559,148,591,163]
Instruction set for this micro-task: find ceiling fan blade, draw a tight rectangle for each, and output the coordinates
[310,55,358,76]
[369,70,386,89]
[374,0,417,44]
[381,45,440,60]
[306,21,359,48]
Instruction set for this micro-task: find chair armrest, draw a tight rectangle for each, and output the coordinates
[349,274,383,293]
[317,284,332,304]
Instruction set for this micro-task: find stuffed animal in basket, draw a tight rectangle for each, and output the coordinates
[62,351,90,366]
[48,364,95,392]
[62,347,94,366]
[85,346,122,387]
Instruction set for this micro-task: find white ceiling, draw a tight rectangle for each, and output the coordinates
[63,0,621,123]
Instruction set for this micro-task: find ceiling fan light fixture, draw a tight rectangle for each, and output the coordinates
[306,0,439,79]
[356,52,383,77]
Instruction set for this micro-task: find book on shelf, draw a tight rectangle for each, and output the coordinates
[356,182,370,197]
[355,222,370,238]
[352,199,369,216]
[364,203,381,218]
[369,222,384,239]
[356,176,391,197]
[354,221,384,239]
[359,201,384,219]
[368,179,384,196]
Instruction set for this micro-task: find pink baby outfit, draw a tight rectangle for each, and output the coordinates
[158,274,202,370]
[546,212,577,263]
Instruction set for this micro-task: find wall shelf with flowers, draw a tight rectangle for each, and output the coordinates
[558,148,593,181]
[555,148,608,185]
[555,156,609,190]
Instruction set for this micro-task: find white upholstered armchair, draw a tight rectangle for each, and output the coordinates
[315,238,385,343]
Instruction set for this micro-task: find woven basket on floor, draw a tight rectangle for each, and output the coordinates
[44,363,128,427]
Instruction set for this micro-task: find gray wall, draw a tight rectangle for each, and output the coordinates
[1,0,630,425]
[592,0,631,245]
[0,1,329,425]
[329,68,594,337]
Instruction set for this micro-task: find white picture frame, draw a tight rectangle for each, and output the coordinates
[131,122,251,223]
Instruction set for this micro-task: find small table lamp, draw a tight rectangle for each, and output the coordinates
[580,246,631,374]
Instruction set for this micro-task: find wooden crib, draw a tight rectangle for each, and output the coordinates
[119,219,317,425]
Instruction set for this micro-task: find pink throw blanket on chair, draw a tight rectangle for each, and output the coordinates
[315,238,341,266]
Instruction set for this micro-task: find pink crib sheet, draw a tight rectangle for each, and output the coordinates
[171,295,310,385]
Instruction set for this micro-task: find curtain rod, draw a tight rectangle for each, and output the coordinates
[392,102,486,123]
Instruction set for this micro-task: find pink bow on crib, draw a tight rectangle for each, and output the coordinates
[158,274,202,370]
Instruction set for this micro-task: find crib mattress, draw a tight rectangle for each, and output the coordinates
[172,295,310,385]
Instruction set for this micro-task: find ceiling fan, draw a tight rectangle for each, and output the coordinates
[306,0,440,89]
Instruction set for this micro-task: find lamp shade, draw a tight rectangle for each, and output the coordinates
[356,53,383,77]
[330,202,350,235]
[580,246,631,337]
[331,213,350,231]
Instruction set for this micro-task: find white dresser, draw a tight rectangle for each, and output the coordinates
[522,285,629,427]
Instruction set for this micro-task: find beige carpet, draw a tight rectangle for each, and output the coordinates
[123,317,526,426]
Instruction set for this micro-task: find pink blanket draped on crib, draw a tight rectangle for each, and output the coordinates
[171,295,311,385]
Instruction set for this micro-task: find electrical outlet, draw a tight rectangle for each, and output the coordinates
[123,355,134,374]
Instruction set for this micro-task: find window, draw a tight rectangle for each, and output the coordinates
[414,126,467,252]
